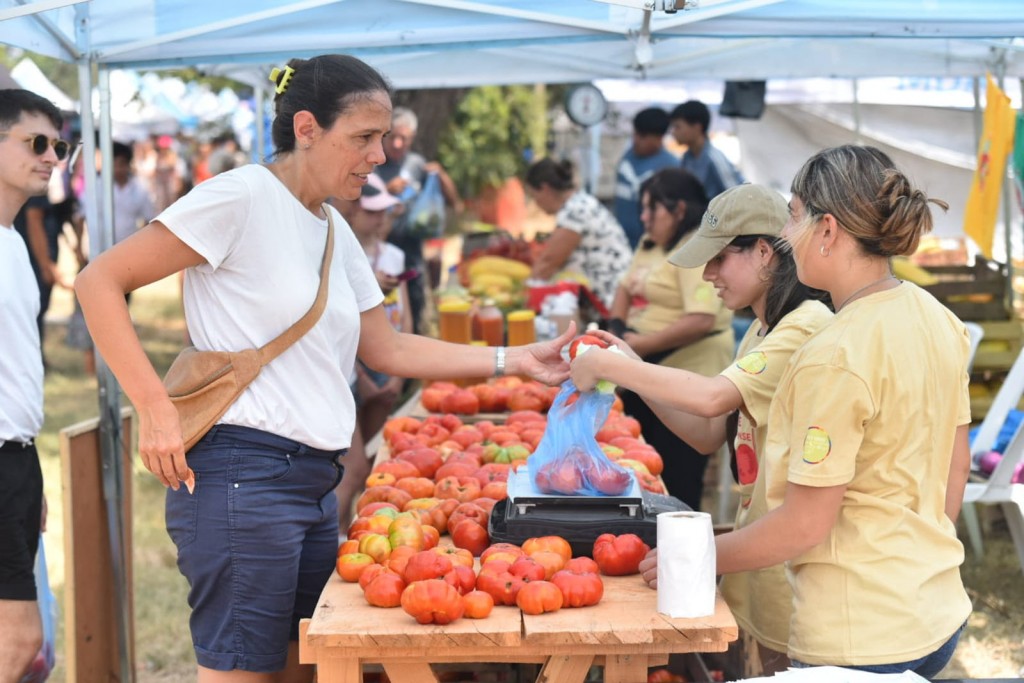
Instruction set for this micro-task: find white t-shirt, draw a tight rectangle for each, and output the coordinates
[369,241,405,277]
[156,164,384,450]
[0,224,43,442]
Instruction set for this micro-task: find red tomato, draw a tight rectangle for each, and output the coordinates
[439,389,480,415]
[477,564,524,605]
[451,519,490,557]
[434,476,482,504]
[431,545,475,569]
[445,502,489,535]
[443,564,477,595]
[516,580,564,615]
[522,536,573,564]
[363,572,406,608]
[481,543,525,563]
[592,533,651,576]
[550,569,604,607]
[400,579,465,625]
[358,563,396,591]
[568,334,608,360]
[402,550,453,583]
[509,556,546,582]
[462,590,495,619]
[564,557,600,574]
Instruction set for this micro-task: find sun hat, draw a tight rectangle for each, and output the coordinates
[359,174,400,212]
[668,183,789,268]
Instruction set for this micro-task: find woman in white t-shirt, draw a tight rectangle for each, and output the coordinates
[76,54,573,682]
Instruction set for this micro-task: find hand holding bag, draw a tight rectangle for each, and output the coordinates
[163,208,335,453]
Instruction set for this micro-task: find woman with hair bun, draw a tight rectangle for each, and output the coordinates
[76,54,573,681]
[524,157,632,307]
[642,145,972,676]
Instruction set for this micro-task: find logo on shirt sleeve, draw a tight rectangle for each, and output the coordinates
[695,282,714,303]
[802,426,832,464]
[736,351,767,375]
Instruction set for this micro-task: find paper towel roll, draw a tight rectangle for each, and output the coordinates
[656,511,716,618]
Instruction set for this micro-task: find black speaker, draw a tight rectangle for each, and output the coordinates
[720,81,767,119]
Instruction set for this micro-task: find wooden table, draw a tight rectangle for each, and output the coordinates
[300,572,737,683]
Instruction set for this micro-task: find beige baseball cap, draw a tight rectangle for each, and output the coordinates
[668,183,789,269]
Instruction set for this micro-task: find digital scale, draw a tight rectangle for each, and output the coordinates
[488,469,690,558]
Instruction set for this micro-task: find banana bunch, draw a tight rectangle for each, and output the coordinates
[466,256,532,296]
[892,257,938,286]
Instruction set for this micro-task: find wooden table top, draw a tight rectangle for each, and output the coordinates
[303,571,737,661]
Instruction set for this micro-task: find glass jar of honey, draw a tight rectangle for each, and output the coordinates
[506,309,536,347]
[472,300,504,347]
[438,300,472,345]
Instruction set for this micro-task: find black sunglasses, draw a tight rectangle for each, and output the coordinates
[0,133,74,161]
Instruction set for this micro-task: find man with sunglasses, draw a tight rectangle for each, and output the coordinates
[0,88,65,683]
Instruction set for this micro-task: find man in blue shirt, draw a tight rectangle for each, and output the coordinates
[670,100,745,199]
[613,107,679,249]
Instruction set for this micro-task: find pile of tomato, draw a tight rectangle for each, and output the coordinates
[341,529,650,625]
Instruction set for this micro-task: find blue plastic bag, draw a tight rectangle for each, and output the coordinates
[407,172,446,238]
[19,535,56,683]
[527,381,633,496]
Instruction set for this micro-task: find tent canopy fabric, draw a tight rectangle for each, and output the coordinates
[0,1,1023,87]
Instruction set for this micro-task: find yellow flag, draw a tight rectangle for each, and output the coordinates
[964,74,1016,258]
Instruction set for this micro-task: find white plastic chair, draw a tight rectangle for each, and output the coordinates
[961,343,1024,574]
[965,322,984,372]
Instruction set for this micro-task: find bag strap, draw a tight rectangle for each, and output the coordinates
[257,206,334,365]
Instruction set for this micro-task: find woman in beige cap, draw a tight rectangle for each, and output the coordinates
[572,182,832,676]
[639,146,971,677]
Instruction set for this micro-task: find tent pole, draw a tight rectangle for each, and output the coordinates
[997,63,1015,313]
[255,83,266,163]
[852,78,862,144]
[76,4,133,680]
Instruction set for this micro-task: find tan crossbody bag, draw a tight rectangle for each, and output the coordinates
[163,208,334,452]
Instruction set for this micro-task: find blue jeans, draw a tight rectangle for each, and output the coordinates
[165,424,346,673]
[791,620,967,679]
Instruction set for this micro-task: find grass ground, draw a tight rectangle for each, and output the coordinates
[33,272,1024,682]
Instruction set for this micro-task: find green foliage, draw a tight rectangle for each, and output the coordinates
[437,85,548,198]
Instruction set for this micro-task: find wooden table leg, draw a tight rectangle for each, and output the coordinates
[535,654,594,683]
[383,661,440,683]
[604,654,650,683]
[316,656,363,683]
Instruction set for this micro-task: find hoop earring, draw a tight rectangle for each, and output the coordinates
[819,245,830,257]
[758,264,772,283]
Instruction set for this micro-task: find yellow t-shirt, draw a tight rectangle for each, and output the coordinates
[717,300,833,653]
[764,282,972,666]
[627,240,734,376]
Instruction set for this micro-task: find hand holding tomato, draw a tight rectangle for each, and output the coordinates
[638,547,659,589]
[506,321,576,386]
[592,533,651,576]
[567,333,629,393]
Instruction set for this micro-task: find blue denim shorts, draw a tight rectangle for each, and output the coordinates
[165,424,346,673]
[790,620,967,679]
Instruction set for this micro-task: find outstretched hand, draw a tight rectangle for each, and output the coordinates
[516,321,577,385]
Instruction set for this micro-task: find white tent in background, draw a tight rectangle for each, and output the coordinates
[10,58,75,111]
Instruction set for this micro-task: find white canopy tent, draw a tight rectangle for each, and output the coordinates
[1,2,1023,679]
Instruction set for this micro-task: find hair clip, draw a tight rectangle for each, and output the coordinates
[269,65,295,95]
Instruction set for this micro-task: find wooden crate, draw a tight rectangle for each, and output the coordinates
[972,320,1024,372]
[924,258,1009,321]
